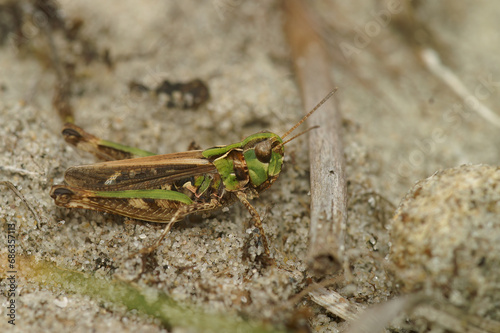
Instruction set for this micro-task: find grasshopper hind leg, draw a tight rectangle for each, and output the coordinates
[61,123,156,161]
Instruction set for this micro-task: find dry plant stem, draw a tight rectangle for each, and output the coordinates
[420,48,500,128]
[1,181,42,227]
[413,305,500,333]
[344,295,425,333]
[392,3,500,128]
[284,0,347,275]
[343,293,500,333]
[309,287,362,322]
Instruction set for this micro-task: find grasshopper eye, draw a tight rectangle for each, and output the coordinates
[255,140,272,163]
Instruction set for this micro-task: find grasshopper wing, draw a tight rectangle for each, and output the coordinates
[61,150,217,191]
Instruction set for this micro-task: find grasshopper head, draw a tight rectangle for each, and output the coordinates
[246,89,337,190]
[242,132,284,189]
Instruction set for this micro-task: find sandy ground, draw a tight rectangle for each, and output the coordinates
[1,1,500,332]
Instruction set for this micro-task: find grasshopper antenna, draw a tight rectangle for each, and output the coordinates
[277,126,319,149]
[281,88,337,139]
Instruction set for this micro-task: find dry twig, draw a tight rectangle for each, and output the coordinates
[1,181,42,227]
[283,0,347,276]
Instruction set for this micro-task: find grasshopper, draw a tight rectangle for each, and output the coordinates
[50,90,336,255]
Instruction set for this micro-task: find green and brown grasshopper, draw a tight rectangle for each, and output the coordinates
[50,90,336,255]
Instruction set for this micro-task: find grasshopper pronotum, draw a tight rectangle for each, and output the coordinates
[50,90,336,255]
